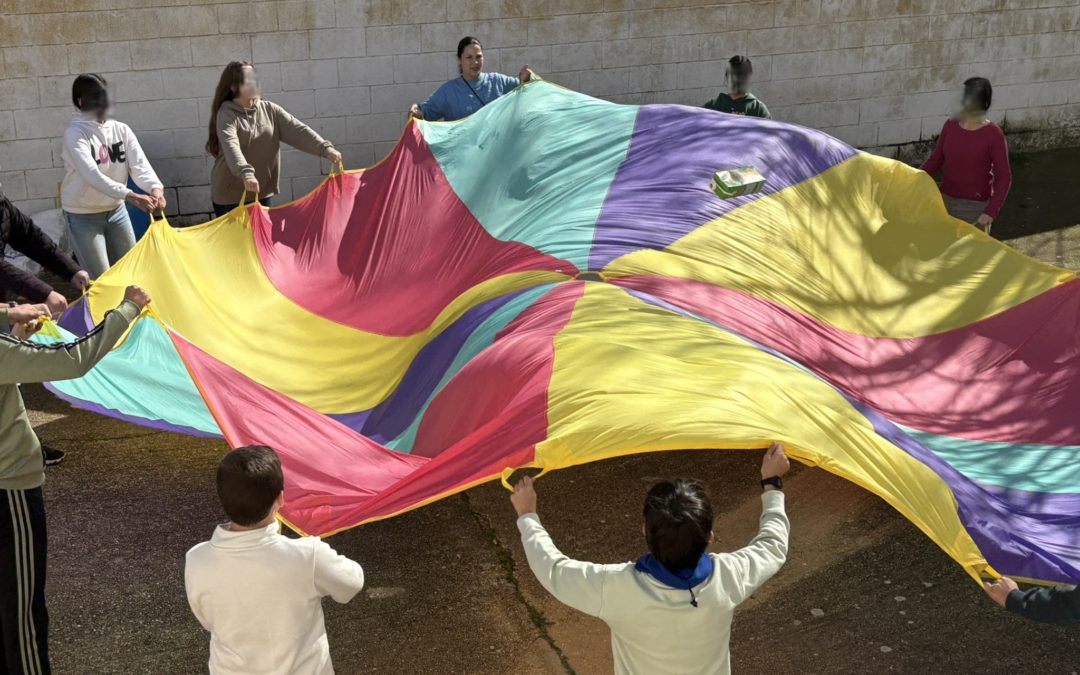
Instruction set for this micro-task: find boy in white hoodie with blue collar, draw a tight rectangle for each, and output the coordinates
[61,73,165,278]
[512,443,791,675]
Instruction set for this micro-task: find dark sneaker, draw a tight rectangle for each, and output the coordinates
[42,445,66,466]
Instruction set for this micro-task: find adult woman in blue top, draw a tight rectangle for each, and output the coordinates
[409,36,534,121]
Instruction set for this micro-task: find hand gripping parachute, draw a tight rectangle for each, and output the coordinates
[44,81,1080,586]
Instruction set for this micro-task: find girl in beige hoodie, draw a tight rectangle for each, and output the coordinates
[206,61,342,217]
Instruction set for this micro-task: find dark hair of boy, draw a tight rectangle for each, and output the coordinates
[643,479,714,571]
[216,445,284,526]
[71,73,108,111]
[963,76,992,112]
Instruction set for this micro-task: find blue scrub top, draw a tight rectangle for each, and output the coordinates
[419,72,521,121]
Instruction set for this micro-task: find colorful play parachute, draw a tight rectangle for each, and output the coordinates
[42,81,1079,585]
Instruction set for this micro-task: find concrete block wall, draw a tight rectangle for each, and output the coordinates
[1,0,1079,222]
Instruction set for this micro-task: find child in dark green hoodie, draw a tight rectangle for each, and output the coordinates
[704,55,771,119]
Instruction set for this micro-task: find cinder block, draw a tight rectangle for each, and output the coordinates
[625,64,679,95]
[445,0,533,22]
[189,35,252,68]
[68,41,132,74]
[774,0,821,27]
[305,116,347,144]
[369,81,438,114]
[392,53,450,84]
[309,28,365,60]
[278,149,321,179]
[276,0,336,30]
[0,15,31,48]
[0,77,41,111]
[334,0,368,28]
[253,31,310,63]
[128,38,193,71]
[177,185,212,216]
[550,41,603,72]
[530,12,628,44]
[421,19,529,53]
[154,67,221,101]
[577,67,629,97]
[0,171,28,201]
[137,130,175,159]
[173,127,210,158]
[333,142,376,168]
[269,90,316,119]
[825,122,878,147]
[366,0,446,26]
[346,111,406,144]
[12,198,56,217]
[154,156,212,187]
[123,99,201,132]
[0,113,15,142]
[338,56,395,87]
[23,167,66,199]
[859,94,906,123]
[877,117,923,145]
[3,45,69,77]
[27,12,88,46]
[255,62,283,94]
[676,60,727,90]
[0,140,56,171]
[315,86,371,117]
[492,46,552,75]
[103,70,165,103]
[218,2,278,34]
[13,106,72,141]
[281,60,340,91]
[366,24,422,55]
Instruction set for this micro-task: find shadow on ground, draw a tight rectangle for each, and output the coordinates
[28,146,1080,674]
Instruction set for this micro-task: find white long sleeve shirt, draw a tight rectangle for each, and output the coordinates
[517,491,789,675]
[185,522,365,675]
[60,113,163,213]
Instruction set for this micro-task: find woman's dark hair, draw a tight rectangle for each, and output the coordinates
[729,55,753,76]
[72,73,109,111]
[457,36,482,58]
[216,445,284,526]
[643,479,714,571]
[206,61,253,158]
[963,76,992,112]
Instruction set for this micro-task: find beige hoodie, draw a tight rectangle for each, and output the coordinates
[211,99,332,205]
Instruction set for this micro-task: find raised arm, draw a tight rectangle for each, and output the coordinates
[513,476,611,617]
[714,443,791,605]
[312,539,365,604]
[0,287,148,385]
[271,102,333,159]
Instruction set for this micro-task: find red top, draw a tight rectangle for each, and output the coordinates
[921,118,1012,218]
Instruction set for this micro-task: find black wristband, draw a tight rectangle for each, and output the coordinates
[761,476,783,490]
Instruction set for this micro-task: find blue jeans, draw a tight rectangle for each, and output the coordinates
[63,205,136,278]
[212,197,272,218]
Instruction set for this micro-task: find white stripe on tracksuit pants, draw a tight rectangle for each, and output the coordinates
[0,488,48,675]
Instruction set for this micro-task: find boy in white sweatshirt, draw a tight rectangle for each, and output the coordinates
[60,73,164,278]
[512,443,791,675]
[185,446,365,675]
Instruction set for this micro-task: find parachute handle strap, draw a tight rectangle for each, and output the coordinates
[501,465,550,491]
[239,187,260,208]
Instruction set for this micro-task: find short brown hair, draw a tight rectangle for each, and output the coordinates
[216,445,284,526]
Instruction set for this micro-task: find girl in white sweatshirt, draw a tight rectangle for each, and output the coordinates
[60,74,164,278]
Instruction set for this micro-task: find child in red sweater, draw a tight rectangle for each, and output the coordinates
[921,77,1011,234]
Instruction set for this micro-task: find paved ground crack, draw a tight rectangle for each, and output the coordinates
[460,493,577,675]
